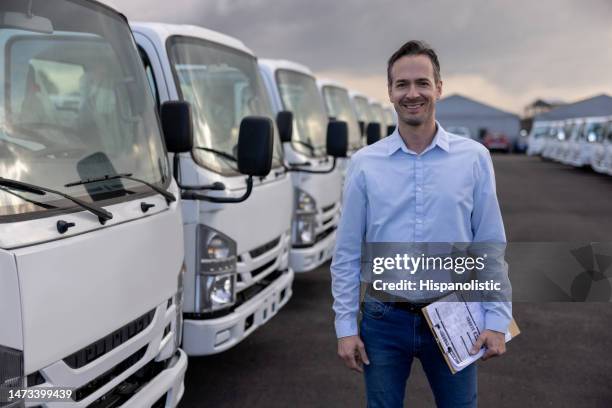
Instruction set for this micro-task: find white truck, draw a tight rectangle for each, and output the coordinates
[1,1,188,407]
[368,99,388,139]
[317,79,363,155]
[258,59,347,273]
[349,91,381,145]
[590,119,612,174]
[383,107,397,136]
[565,117,608,168]
[131,23,296,356]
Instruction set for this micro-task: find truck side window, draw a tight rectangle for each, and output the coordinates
[138,47,160,110]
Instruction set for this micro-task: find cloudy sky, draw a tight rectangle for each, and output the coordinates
[108,0,612,115]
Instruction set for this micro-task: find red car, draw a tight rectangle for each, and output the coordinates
[483,132,512,153]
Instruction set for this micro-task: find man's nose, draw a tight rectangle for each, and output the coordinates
[406,84,419,99]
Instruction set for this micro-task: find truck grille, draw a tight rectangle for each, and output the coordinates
[249,237,281,259]
[315,225,337,244]
[64,309,155,369]
[322,203,335,213]
[251,259,276,278]
[84,351,172,408]
[73,346,148,401]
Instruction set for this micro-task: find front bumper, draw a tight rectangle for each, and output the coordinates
[182,268,294,355]
[290,228,336,273]
[123,349,187,408]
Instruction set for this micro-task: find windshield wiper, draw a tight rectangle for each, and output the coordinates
[0,177,113,221]
[65,173,176,204]
[0,186,58,210]
[194,146,237,162]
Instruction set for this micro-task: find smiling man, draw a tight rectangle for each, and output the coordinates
[330,41,511,407]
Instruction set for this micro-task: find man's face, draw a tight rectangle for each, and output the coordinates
[388,55,442,127]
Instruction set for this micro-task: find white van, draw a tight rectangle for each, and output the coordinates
[0,1,187,406]
[131,23,295,356]
[258,59,347,273]
[349,91,381,145]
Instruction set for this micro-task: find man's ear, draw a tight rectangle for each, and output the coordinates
[435,80,443,101]
[388,85,393,102]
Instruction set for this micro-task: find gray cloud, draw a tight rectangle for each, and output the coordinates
[113,0,612,111]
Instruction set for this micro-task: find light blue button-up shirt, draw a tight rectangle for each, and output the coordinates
[331,123,512,338]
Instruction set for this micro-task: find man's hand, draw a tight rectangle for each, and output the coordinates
[470,329,506,361]
[337,335,370,372]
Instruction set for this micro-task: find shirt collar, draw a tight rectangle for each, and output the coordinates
[387,121,450,156]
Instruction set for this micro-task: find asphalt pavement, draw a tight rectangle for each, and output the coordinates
[180,154,612,408]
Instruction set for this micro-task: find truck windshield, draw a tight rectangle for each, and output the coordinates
[0,0,168,218]
[276,70,328,157]
[168,37,283,176]
[352,95,374,123]
[322,85,361,151]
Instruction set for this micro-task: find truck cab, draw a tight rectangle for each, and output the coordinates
[258,59,344,273]
[317,79,363,155]
[0,1,187,406]
[565,117,608,168]
[590,119,612,174]
[383,107,397,136]
[349,90,381,145]
[368,99,388,139]
[131,23,294,356]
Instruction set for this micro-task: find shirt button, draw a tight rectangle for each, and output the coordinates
[417,218,422,223]
[417,186,422,191]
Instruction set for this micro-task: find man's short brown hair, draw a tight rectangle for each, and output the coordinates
[387,40,441,86]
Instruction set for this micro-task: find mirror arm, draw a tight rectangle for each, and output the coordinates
[284,158,337,174]
[173,153,227,192]
[181,176,253,203]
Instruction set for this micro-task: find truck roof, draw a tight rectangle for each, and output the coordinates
[258,59,314,77]
[130,22,255,57]
[317,78,349,92]
[349,90,369,100]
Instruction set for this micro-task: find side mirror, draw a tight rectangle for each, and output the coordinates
[237,116,274,177]
[387,125,395,136]
[326,120,348,158]
[366,122,381,145]
[161,101,193,153]
[358,120,365,137]
[276,111,293,143]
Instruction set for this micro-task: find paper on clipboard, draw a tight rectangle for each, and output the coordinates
[421,292,520,374]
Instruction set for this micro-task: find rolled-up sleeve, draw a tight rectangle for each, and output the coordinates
[471,148,512,333]
[331,156,367,338]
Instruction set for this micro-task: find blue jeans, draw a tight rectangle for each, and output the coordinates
[360,296,477,408]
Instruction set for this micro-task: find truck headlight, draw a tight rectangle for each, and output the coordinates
[296,189,316,213]
[0,346,24,406]
[196,225,237,313]
[293,189,317,247]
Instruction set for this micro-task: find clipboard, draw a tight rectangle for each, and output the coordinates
[421,293,520,374]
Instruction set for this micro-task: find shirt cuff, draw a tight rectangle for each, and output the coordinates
[335,318,358,338]
[484,311,511,334]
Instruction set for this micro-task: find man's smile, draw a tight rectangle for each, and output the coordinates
[400,100,426,113]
